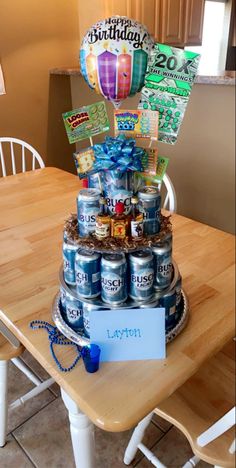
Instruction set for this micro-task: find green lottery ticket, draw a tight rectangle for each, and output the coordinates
[139,155,169,183]
[138,44,200,144]
[62,101,110,144]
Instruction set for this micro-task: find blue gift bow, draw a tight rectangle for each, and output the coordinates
[92,135,146,172]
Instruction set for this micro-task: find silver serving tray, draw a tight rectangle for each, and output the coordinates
[52,289,189,347]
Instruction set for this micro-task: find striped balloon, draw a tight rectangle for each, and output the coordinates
[80,16,153,107]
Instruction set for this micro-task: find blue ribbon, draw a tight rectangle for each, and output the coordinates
[92,134,146,172]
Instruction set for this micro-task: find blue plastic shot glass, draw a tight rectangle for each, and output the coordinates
[81,344,101,373]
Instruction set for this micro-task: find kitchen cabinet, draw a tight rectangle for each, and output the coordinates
[184,0,205,46]
[78,0,205,46]
[159,0,186,45]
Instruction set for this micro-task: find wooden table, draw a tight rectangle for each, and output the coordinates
[0,168,235,467]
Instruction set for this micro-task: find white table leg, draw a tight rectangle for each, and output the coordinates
[61,388,95,468]
[0,360,8,447]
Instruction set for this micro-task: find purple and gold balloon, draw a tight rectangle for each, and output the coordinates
[97,50,117,101]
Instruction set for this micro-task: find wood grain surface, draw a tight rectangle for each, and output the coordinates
[0,168,235,431]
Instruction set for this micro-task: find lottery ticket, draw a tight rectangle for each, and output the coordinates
[73,147,96,178]
[138,155,169,183]
[62,101,110,144]
[114,109,158,140]
[139,44,200,144]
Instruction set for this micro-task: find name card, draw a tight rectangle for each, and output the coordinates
[90,308,166,362]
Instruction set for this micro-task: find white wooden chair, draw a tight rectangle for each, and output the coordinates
[0,137,44,177]
[124,341,235,468]
[0,140,50,446]
[161,174,177,213]
[0,321,54,447]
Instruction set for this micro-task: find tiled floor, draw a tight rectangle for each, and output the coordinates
[2,351,212,468]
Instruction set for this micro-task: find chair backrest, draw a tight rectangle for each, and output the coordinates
[0,137,45,177]
[161,173,177,213]
[197,406,236,453]
[155,340,235,467]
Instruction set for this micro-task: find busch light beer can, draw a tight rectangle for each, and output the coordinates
[175,274,182,317]
[75,250,101,298]
[82,302,108,338]
[138,299,158,308]
[88,172,103,191]
[138,186,161,235]
[164,230,173,247]
[103,170,132,215]
[63,230,68,242]
[101,253,127,304]
[64,292,83,331]
[152,241,172,291]
[158,289,177,332]
[63,240,78,285]
[129,250,154,301]
[60,286,67,311]
[133,172,146,193]
[77,189,100,237]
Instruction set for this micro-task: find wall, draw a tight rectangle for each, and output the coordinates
[71,76,235,234]
[0,0,79,167]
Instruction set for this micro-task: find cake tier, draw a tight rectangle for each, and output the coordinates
[64,212,172,253]
[52,289,189,348]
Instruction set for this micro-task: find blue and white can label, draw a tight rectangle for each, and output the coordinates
[175,274,182,320]
[103,171,132,215]
[101,253,127,304]
[60,286,67,311]
[129,250,154,301]
[105,189,132,215]
[75,250,101,298]
[82,302,108,338]
[63,241,78,285]
[158,289,177,332]
[88,172,103,191]
[65,293,83,331]
[77,189,100,237]
[152,241,172,290]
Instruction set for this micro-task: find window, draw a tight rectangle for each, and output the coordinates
[185,1,228,76]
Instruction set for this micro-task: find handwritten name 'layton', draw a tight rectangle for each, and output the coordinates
[107,328,141,340]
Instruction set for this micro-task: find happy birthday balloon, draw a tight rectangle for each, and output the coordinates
[80,16,154,108]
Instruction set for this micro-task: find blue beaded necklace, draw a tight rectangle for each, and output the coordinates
[30,320,81,372]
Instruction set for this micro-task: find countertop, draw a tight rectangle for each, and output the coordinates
[50,67,235,85]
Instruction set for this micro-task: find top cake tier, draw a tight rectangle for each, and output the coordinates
[64,212,172,254]
[64,169,172,254]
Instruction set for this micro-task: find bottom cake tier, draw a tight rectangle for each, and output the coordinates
[52,289,189,348]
